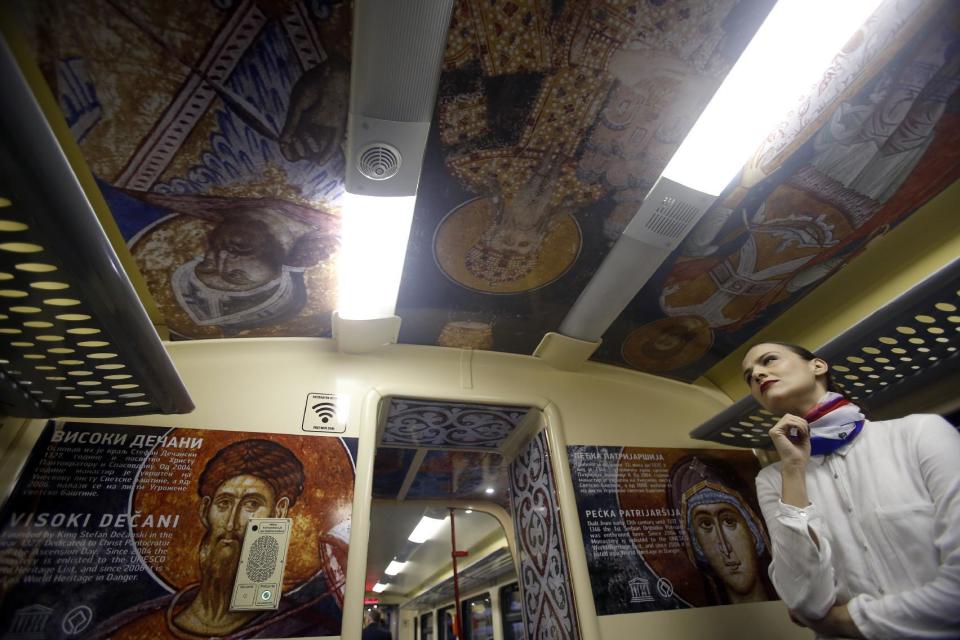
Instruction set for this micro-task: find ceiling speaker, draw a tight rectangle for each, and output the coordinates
[559,176,717,341]
[357,142,401,180]
[345,0,455,196]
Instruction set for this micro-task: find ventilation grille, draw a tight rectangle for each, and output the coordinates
[351,0,456,122]
[690,259,960,449]
[357,143,401,181]
[645,196,703,241]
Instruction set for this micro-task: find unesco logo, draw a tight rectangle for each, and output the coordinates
[61,605,94,636]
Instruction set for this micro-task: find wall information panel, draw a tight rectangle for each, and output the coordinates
[568,445,776,615]
[0,422,356,639]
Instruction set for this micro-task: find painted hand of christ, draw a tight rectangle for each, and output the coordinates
[280,59,350,165]
[489,156,570,255]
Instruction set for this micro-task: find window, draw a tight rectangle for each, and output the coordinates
[419,611,433,640]
[500,583,523,640]
[461,593,493,640]
[438,606,456,640]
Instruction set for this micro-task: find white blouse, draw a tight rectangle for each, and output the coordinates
[756,414,960,639]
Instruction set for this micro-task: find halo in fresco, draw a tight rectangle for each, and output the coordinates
[131,429,354,592]
[436,320,495,350]
[131,207,338,339]
[621,315,713,372]
[434,197,582,294]
[612,448,771,609]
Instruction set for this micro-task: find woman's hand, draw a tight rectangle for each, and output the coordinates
[809,605,865,639]
[772,414,814,510]
[769,413,812,469]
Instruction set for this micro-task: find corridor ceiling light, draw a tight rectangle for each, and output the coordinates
[335,0,455,332]
[372,582,388,593]
[557,0,883,344]
[384,560,407,576]
[336,193,416,320]
[407,515,446,543]
[484,487,495,495]
[662,0,884,196]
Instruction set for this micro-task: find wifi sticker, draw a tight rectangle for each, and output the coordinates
[301,393,347,434]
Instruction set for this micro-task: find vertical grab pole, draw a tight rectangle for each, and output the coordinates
[450,507,464,639]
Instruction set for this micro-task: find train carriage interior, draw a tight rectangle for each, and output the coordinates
[0,0,958,639]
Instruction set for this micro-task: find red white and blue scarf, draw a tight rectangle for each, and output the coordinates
[803,392,865,456]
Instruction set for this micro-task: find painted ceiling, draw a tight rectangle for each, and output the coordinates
[14,0,960,382]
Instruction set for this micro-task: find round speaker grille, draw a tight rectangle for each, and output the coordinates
[357,143,401,180]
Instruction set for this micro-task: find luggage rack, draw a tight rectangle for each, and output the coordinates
[690,258,960,449]
[0,39,193,418]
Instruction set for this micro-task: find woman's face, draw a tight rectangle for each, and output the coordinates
[691,502,758,596]
[741,343,828,415]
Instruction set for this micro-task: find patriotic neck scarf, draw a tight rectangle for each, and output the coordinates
[803,392,865,456]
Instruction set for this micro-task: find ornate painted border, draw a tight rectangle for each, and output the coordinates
[382,398,529,449]
[508,431,581,640]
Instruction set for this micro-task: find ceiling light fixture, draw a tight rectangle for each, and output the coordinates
[555,0,884,346]
[661,0,883,196]
[384,560,407,576]
[372,582,388,593]
[333,0,455,352]
[407,515,446,543]
[484,487,495,495]
[336,193,416,321]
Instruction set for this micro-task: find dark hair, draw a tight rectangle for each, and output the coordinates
[199,439,305,507]
[748,341,839,393]
[366,609,384,625]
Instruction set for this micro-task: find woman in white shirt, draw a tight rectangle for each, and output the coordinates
[741,342,960,638]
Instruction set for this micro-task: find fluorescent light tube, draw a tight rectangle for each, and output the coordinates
[407,515,446,543]
[384,560,406,576]
[372,582,388,593]
[662,0,883,196]
[336,192,416,320]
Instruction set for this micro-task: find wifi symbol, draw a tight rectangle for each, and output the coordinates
[311,402,337,424]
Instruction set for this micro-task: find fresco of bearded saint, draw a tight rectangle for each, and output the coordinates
[91,439,350,639]
[130,192,340,338]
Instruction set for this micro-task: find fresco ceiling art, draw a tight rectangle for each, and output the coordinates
[16,0,960,383]
[22,0,351,340]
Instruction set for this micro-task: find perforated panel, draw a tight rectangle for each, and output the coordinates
[0,39,192,418]
[0,223,157,415]
[644,196,703,241]
[691,259,960,448]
